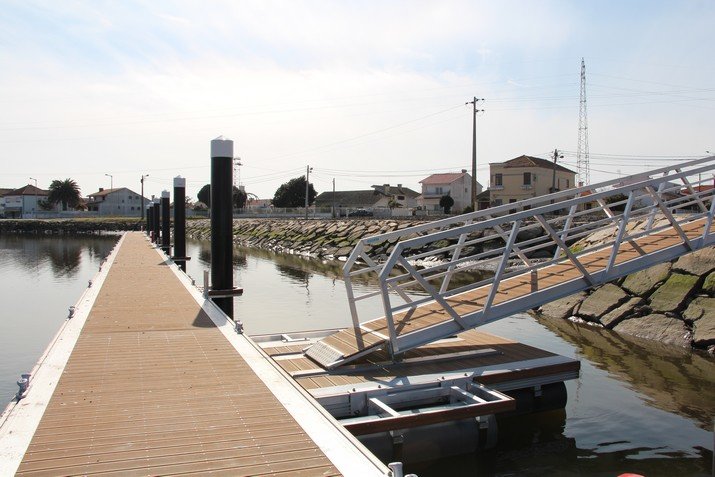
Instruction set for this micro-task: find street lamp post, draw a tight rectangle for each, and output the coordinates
[304,165,313,220]
[141,174,149,220]
[105,173,113,190]
[29,177,37,218]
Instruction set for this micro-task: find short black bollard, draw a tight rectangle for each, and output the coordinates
[173,176,187,272]
[152,198,160,244]
[210,136,234,319]
[161,190,170,254]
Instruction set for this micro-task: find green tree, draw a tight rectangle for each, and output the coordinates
[439,194,454,214]
[197,184,211,207]
[272,176,317,208]
[47,178,81,211]
[232,186,247,209]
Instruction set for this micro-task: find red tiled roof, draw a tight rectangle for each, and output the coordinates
[420,172,468,185]
[6,184,48,196]
[497,155,575,174]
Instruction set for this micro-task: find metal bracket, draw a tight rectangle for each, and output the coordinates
[16,373,31,400]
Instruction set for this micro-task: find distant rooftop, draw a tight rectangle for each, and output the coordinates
[420,171,469,185]
[6,184,48,196]
[494,155,576,174]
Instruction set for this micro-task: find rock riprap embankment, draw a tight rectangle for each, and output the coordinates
[536,247,715,353]
[0,219,142,234]
[186,218,435,260]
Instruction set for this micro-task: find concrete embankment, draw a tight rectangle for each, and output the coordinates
[0,218,143,234]
[535,246,715,354]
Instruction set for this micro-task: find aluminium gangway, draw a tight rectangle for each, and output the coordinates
[305,156,715,369]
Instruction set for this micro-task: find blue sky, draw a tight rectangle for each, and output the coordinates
[1,0,713,201]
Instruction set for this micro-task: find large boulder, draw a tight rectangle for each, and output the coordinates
[621,262,671,297]
[613,314,691,348]
[702,272,715,295]
[576,283,629,322]
[673,247,715,276]
[599,296,644,328]
[682,296,715,322]
[648,273,700,313]
[539,292,587,320]
[693,315,715,347]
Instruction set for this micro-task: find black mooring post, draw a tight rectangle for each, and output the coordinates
[161,190,170,254]
[146,204,152,236]
[173,176,187,272]
[152,198,160,244]
[210,136,234,318]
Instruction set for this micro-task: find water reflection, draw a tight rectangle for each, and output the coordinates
[0,234,118,402]
[0,235,117,280]
[540,315,715,430]
[194,240,248,268]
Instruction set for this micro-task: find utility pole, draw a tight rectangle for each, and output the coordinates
[304,165,313,220]
[140,174,149,220]
[466,97,484,210]
[332,178,336,219]
[105,173,113,190]
[551,149,563,204]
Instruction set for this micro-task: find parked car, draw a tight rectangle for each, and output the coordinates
[348,209,373,217]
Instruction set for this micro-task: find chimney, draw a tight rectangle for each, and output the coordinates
[461,169,467,173]
[99,187,104,192]
[383,184,389,194]
[397,183,402,190]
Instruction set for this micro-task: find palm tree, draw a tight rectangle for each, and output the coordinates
[48,179,81,211]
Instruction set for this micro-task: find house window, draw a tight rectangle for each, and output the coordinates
[494,174,503,186]
[397,195,405,200]
[566,179,570,188]
[493,199,502,206]
[523,173,531,186]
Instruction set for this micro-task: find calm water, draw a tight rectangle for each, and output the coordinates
[1,234,713,476]
[0,234,119,402]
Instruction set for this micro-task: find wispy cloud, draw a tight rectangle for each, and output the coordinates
[0,1,713,199]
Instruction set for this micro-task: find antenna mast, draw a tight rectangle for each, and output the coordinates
[577,58,590,186]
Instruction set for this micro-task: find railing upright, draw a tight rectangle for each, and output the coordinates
[482,220,521,321]
[604,190,636,279]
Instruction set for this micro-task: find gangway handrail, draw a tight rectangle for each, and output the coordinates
[342,155,715,357]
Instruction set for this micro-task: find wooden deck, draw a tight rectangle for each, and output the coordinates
[265,329,579,391]
[313,217,712,365]
[2,233,386,477]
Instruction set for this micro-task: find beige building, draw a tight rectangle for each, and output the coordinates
[489,155,576,207]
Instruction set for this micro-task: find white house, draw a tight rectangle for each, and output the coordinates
[0,188,12,218]
[2,184,50,218]
[86,187,149,216]
[418,170,483,212]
